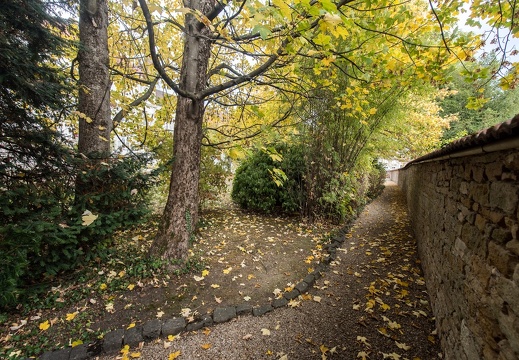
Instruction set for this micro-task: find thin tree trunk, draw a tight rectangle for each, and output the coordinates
[149,0,214,261]
[77,0,111,158]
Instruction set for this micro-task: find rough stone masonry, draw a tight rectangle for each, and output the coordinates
[397,127,519,360]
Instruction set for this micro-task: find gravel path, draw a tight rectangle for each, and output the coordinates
[98,182,443,360]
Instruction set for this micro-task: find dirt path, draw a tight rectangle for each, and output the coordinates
[99,182,443,360]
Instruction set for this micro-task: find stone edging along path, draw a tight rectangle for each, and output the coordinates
[38,223,354,360]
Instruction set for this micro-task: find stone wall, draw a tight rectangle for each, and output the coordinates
[398,149,519,360]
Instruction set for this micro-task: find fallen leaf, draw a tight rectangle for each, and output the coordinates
[242,334,253,340]
[168,351,181,360]
[201,343,211,350]
[288,299,301,308]
[357,351,369,360]
[210,284,220,289]
[223,267,232,274]
[130,352,141,358]
[381,352,401,360]
[194,276,204,282]
[39,320,50,331]
[100,283,108,290]
[157,311,165,318]
[71,340,83,347]
[214,296,222,304]
[202,328,211,336]
[243,296,251,301]
[81,210,98,226]
[313,296,322,303]
[66,312,79,321]
[301,293,312,301]
[357,336,371,347]
[201,269,209,277]
[261,328,271,336]
[378,327,390,338]
[380,303,391,312]
[127,323,135,329]
[127,284,135,290]
[395,341,411,351]
[279,355,288,360]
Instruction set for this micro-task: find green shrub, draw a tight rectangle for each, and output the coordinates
[232,142,387,223]
[0,151,161,309]
[366,159,386,199]
[231,144,305,213]
[231,149,279,212]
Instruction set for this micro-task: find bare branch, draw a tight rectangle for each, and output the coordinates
[112,76,159,128]
[428,0,451,53]
[138,0,195,99]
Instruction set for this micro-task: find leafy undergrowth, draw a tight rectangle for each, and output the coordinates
[0,207,341,359]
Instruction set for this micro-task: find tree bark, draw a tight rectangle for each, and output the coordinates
[77,0,111,158]
[149,0,214,261]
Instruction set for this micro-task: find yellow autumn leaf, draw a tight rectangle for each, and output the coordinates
[39,320,50,331]
[130,352,141,358]
[127,323,135,329]
[66,312,79,321]
[210,284,220,289]
[201,269,209,277]
[71,340,83,347]
[320,344,329,353]
[168,335,176,341]
[127,284,135,290]
[121,345,130,354]
[99,283,107,290]
[222,267,232,274]
[82,210,98,226]
[201,343,211,350]
[168,351,181,360]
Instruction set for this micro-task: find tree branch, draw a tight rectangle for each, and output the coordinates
[138,0,196,100]
[112,76,159,128]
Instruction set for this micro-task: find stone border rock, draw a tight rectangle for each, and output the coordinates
[36,226,352,359]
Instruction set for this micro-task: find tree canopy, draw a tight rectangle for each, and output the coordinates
[1,0,518,306]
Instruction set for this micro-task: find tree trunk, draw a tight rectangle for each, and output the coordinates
[77,0,111,158]
[149,0,214,261]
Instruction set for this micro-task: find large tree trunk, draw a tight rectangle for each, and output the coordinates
[149,0,214,261]
[77,0,111,158]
